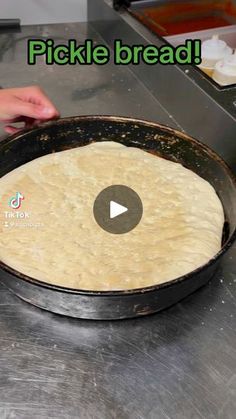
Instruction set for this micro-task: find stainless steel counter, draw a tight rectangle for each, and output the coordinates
[0,22,235,419]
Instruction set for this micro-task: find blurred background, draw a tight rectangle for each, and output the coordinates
[1,0,87,24]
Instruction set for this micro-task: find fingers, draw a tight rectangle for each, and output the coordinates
[15,86,60,119]
[13,99,58,121]
[1,116,28,124]
[4,125,21,134]
[3,115,54,134]
[0,86,60,134]
[4,120,37,134]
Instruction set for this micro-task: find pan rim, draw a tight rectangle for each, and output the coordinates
[0,114,235,297]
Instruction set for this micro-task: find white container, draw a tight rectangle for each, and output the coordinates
[199,35,232,76]
[213,52,236,86]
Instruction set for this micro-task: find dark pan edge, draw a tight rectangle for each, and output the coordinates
[0,115,235,299]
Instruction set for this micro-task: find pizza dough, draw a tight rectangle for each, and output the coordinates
[0,141,224,290]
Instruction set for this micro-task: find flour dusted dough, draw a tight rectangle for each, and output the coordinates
[0,142,224,290]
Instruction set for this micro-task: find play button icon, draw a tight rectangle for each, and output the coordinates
[93,185,143,234]
[110,201,128,219]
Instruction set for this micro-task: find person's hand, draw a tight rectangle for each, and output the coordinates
[0,86,60,134]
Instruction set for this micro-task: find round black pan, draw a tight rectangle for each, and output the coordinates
[0,116,235,320]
